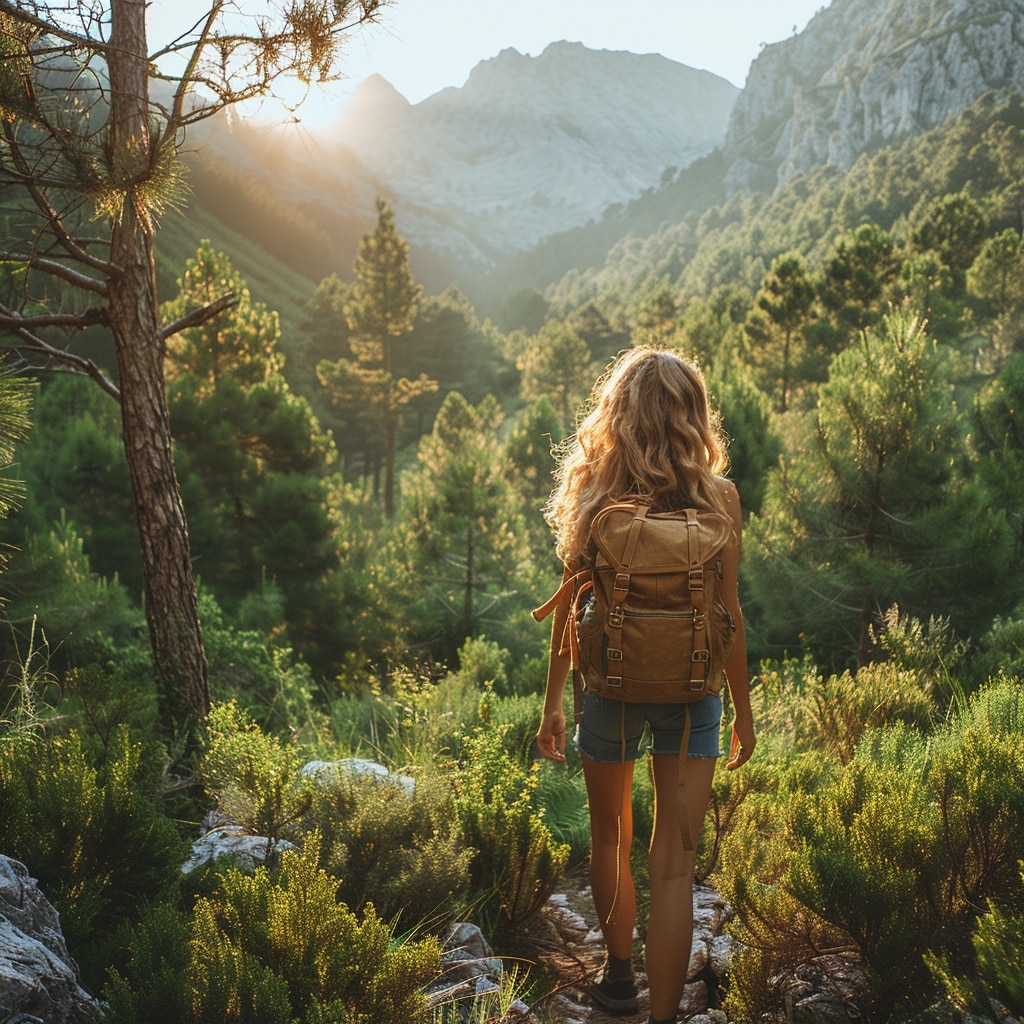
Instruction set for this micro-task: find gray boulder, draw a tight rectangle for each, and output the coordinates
[0,854,101,1024]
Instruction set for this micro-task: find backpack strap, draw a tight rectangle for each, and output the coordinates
[684,509,710,692]
[603,505,649,690]
[533,568,593,724]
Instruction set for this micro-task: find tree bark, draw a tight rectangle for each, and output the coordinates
[108,0,210,740]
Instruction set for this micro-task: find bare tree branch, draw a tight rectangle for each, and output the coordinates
[0,0,103,51]
[161,292,239,340]
[0,306,107,330]
[0,251,109,295]
[170,1,224,128]
[0,327,121,401]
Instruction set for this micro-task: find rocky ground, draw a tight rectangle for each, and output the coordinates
[507,864,735,1024]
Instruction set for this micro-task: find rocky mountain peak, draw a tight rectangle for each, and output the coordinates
[723,0,1024,192]
[332,42,739,261]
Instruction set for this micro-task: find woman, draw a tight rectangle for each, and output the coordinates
[536,347,755,1024]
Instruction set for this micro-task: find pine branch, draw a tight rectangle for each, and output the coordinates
[0,123,116,275]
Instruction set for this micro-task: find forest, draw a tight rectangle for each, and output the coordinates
[1,2,1024,1018]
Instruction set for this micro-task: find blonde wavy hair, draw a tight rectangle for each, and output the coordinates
[543,346,729,569]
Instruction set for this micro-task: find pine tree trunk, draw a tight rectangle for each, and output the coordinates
[384,415,397,517]
[108,0,210,740]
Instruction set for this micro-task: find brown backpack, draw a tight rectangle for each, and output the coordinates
[535,500,737,853]
[577,501,735,702]
[536,501,736,706]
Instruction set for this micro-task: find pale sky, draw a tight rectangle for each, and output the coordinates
[148,0,830,127]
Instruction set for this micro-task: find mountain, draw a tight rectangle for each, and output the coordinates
[722,0,1024,192]
[328,42,739,261]
[183,42,738,289]
[177,0,1024,308]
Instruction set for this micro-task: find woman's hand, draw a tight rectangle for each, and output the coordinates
[536,708,568,763]
[726,716,755,771]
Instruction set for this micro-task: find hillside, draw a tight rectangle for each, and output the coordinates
[472,0,1024,304]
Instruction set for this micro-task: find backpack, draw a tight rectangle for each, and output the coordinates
[534,499,737,853]
[536,500,736,706]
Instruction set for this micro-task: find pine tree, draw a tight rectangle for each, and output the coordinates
[317,199,436,517]
[0,0,387,742]
[397,393,532,663]
[744,252,816,412]
[748,307,1015,669]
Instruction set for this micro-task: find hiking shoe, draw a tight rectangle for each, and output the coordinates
[587,972,639,1014]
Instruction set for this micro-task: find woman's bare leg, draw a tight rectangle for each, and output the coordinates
[646,753,717,1020]
[581,753,636,960]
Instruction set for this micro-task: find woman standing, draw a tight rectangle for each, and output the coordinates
[535,347,755,1024]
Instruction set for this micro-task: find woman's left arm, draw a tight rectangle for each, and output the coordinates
[718,479,755,770]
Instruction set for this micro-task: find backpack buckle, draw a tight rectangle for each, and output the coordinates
[606,675,623,688]
[692,650,710,663]
[688,568,704,590]
[608,606,624,627]
[607,648,623,661]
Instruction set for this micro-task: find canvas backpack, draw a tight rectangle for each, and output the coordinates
[534,499,737,852]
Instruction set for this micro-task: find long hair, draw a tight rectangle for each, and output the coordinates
[544,346,729,568]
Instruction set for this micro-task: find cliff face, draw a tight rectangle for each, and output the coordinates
[723,0,1024,192]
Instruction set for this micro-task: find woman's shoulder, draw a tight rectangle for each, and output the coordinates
[710,475,742,527]
[710,475,740,504]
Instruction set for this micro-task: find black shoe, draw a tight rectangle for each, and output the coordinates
[587,972,639,1014]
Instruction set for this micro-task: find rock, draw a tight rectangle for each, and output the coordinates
[0,855,101,1024]
[181,826,296,874]
[543,893,590,942]
[301,758,416,795]
[775,953,869,1024]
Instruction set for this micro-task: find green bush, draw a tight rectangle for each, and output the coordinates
[305,772,474,933]
[0,725,186,992]
[200,591,326,740]
[454,721,570,941]
[928,862,1024,1019]
[752,656,935,763]
[104,838,442,1024]
[199,700,313,844]
[717,678,1024,1021]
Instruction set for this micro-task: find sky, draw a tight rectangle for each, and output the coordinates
[148,0,830,128]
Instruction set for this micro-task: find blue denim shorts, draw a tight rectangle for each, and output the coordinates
[574,691,724,762]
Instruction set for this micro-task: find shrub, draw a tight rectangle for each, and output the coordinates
[454,721,570,941]
[199,590,327,742]
[304,772,474,933]
[717,678,1024,1022]
[103,837,442,1024]
[928,863,1024,1020]
[0,725,186,991]
[199,700,313,844]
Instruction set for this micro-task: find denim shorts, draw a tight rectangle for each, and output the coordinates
[574,691,724,762]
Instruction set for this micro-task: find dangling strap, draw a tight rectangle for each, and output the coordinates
[678,706,694,852]
[605,700,628,926]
